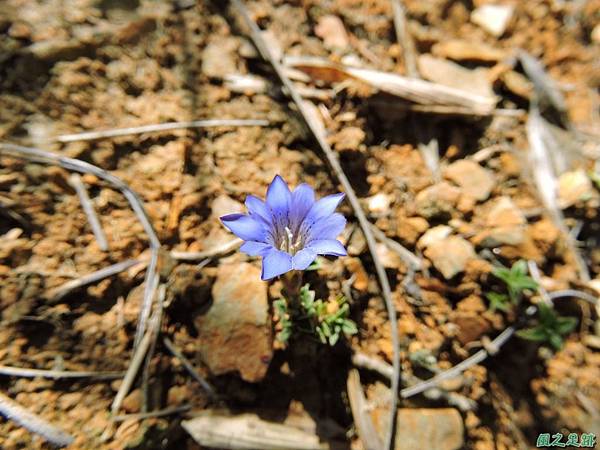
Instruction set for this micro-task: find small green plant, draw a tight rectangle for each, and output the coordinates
[485,260,538,311]
[516,302,577,350]
[299,284,358,346]
[273,284,357,346]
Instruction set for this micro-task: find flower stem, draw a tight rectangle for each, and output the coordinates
[281,271,302,301]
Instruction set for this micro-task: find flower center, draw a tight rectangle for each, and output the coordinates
[278,226,304,255]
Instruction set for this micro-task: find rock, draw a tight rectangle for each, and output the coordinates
[415,182,461,219]
[201,37,239,79]
[432,39,506,62]
[558,169,594,207]
[195,262,272,382]
[418,55,494,98]
[471,4,514,37]
[593,24,600,44]
[374,408,464,450]
[314,15,349,50]
[444,160,495,201]
[347,227,366,255]
[122,388,141,414]
[473,196,526,247]
[396,216,430,246]
[452,312,491,345]
[367,193,392,214]
[417,225,452,250]
[424,236,476,279]
[501,70,533,99]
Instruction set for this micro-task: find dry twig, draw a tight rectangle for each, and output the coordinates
[0,391,74,447]
[347,369,383,450]
[68,173,108,251]
[0,366,123,380]
[112,404,191,422]
[390,0,418,78]
[48,259,140,302]
[163,337,218,401]
[229,3,401,448]
[170,238,242,261]
[54,119,270,142]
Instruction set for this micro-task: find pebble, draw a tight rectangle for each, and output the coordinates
[375,408,464,450]
[201,37,239,78]
[558,169,594,208]
[424,236,476,279]
[195,262,272,382]
[415,182,461,219]
[444,159,495,201]
[471,4,514,37]
[314,15,349,50]
[474,196,526,247]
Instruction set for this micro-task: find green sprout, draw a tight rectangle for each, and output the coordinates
[516,302,577,350]
[272,284,357,346]
[486,260,538,311]
[299,284,357,346]
[273,298,292,344]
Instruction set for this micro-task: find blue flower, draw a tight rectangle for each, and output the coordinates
[220,175,347,280]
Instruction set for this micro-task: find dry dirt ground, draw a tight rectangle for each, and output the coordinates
[0,0,599,449]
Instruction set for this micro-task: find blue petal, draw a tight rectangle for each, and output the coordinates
[240,241,272,256]
[245,195,272,224]
[292,248,316,270]
[304,192,345,225]
[306,239,347,256]
[266,175,292,217]
[290,183,315,229]
[305,213,346,241]
[221,214,267,241]
[261,249,293,280]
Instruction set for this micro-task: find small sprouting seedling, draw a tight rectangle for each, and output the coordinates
[299,284,357,346]
[516,303,577,351]
[273,298,292,344]
[486,260,538,311]
[485,292,511,312]
[589,171,600,190]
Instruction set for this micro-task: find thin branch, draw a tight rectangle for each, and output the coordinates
[547,289,598,305]
[48,259,140,302]
[400,325,516,398]
[68,173,108,251]
[347,369,384,450]
[111,404,191,422]
[53,119,270,142]
[170,238,242,261]
[141,283,166,412]
[163,337,218,401]
[229,3,401,448]
[111,292,163,414]
[0,391,74,447]
[390,0,418,78]
[0,366,123,380]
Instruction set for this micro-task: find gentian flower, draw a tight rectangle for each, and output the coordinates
[220,175,347,280]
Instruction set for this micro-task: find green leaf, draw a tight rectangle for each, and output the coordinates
[511,259,528,277]
[328,332,340,346]
[486,292,510,312]
[342,319,358,335]
[548,332,564,351]
[555,316,577,335]
[306,258,322,271]
[516,327,548,342]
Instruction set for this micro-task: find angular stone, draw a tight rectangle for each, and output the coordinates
[201,37,239,78]
[444,160,495,201]
[195,262,272,382]
[315,15,349,50]
[473,196,526,247]
[424,236,476,279]
[471,4,514,37]
[415,182,461,219]
[432,39,506,62]
[373,408,464,450]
